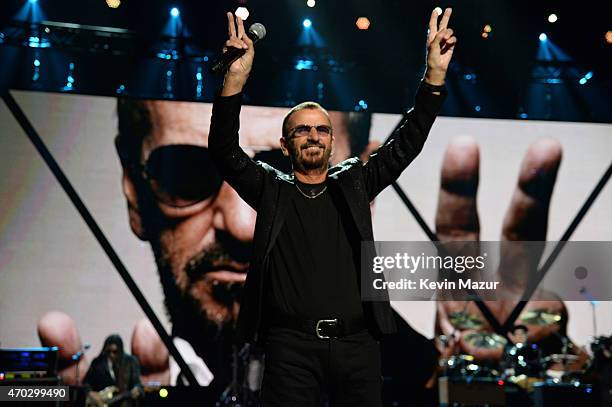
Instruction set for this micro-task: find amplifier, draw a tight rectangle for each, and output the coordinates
[439,377,506,407]
[0,347,59,378]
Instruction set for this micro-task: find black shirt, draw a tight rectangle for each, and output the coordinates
[83,354,142,407]
[265,179,364,322]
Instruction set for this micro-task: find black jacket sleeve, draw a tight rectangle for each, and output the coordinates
[127,356,143,393]
[208,92,267,210]
[362,80,446,201]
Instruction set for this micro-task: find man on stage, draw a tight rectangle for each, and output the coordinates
[83,334,143,407]
[209,8,456,406]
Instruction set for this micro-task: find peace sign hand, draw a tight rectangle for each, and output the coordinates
[221,12,255,96]
[424,7,457,86]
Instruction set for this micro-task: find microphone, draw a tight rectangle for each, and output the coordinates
[210,23,266,74]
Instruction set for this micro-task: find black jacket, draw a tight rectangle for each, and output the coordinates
[209,80,446,344]
[83,354,142,407]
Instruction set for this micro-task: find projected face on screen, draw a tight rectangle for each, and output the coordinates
[115,101,286,334]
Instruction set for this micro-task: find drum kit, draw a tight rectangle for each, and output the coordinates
[438,309,610,406]
[212,307,609,406]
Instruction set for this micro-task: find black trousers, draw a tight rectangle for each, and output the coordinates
[260,327,383,407]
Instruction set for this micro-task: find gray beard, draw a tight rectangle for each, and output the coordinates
[290,146,331,173]
[150,239,238,339]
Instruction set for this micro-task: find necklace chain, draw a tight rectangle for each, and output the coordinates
[295,183,327,199]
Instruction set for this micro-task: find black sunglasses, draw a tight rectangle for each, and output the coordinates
[136,145,291,208]
[287,124,333,139]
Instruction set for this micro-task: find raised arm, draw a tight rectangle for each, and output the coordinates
[209,12,265,209]
[363,7,456,201]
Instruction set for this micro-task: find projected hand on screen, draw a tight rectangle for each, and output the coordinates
[433,137,587,366]
[37,311,90,384]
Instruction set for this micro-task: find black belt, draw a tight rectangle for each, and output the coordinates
[269,314,366,339]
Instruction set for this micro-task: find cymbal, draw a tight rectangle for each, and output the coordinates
[520,309,562,326]
[463,332,508,349]
[541,354,579,364]
[449,311,485,330]
[507,374,542,392]
[439,354,475,367]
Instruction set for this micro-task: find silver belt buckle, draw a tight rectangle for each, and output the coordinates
[316,318,338,339]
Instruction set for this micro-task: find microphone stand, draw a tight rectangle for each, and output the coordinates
[580,287,599,338]
[71,344,90,385]
[218,344,249,407]
[590,300,598,339]
[216,283,252,406]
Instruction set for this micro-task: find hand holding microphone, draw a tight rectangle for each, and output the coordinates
[218,12,266,96]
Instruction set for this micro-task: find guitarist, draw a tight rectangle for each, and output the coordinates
[84,334,143,407]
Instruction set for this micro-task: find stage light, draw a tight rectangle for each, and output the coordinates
[106,0,121,8]
[32,56,41,83]
[63,62,75,91]
[356,17,370,30]
[302,19,312,29]
[483,24,492,33]
[474,105,481,112]
[539,33,547,41]
[481,32,489,39]
[170,7,180,17]
[579,71,593,85]
[235,7,249,20]
[295,59,314,70]
[159,388,168,398]
[165,69,174,98]
[606,31,612,44]
[354,99,368,111]
[196,66,204,99]
[28,0,37,3]
[27,35,50,48]
[548,13,557,23]
[307,0,316,8]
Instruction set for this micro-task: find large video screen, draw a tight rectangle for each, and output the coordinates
[1,90,611,394]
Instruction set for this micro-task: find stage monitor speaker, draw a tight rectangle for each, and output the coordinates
[533,382,595,407]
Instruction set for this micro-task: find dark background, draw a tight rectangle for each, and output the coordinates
[1,0,611,121]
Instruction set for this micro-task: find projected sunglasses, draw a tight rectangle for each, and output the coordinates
[132,144,291,208]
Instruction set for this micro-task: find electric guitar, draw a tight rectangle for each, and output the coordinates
[85,385,131,407]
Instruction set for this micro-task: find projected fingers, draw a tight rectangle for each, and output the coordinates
[498,139,562,287]
[435,136,481,242]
